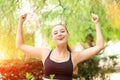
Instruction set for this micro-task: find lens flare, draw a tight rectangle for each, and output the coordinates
[19,0,31,15]
[0,51,6,61]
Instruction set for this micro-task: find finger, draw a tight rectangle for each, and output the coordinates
[92,13,98,17]
[23,13,27,17]
[22,14,27,19]
[93,17,97,21]
[91,13,94,16]
[92,14,98,20]
[91,13,95,17]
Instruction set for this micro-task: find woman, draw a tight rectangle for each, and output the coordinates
[16,13,104,80]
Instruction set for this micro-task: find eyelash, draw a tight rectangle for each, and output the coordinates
[54,32,57,35]
[54,30,65,35]
[61,30,65,33]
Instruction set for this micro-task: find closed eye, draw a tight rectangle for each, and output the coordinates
[53,31,58,35]
[61,30,65,33]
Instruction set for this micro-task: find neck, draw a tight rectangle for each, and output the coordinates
[55,44,68,55]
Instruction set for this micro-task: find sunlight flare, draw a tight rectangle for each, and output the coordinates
[19,0,31,15]
[107,1,120,29]
[0,52,6,61]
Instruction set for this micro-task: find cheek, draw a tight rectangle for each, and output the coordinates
[65,34,69,39]
[52,36,56,42]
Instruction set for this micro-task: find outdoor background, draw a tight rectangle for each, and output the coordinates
[0,0,120,80]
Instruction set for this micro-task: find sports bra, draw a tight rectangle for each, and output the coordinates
[44,50,73,80]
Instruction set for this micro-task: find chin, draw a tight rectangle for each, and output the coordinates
[57,41,67,46]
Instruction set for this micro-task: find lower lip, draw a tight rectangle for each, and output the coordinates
[58,38,64,40]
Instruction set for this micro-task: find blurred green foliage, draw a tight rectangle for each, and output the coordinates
[0,0,120,59]
[0,0,120,79]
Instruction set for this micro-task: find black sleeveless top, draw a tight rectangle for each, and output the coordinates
[44,50,73,80]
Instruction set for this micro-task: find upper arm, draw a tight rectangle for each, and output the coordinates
[74,46,103,64]
[19,44,50,61]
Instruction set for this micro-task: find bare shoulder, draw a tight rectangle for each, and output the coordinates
[41,47,51,53]
[39,47,51,57]
[40,48,51,63]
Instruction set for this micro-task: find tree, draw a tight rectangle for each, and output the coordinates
[0,0,120,60]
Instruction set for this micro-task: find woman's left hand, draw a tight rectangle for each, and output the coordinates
[92,13,99,24]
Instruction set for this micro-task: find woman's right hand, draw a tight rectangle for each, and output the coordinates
[19,14,27,24]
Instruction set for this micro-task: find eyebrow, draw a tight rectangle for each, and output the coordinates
[53,28,65,31]
[60,29,65,31]
[53,31,57,33]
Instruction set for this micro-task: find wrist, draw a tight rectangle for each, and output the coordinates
[18,20,24,26]
[94,22,99,25]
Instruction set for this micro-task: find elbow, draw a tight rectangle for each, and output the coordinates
[96,42,104,51]
[16,41,19,48]
[99,45,104,50]
[16,42,23,49]
[98,43,105,51]
[16,44,20,49]
[16,39,24,49]
[100,42,105,50]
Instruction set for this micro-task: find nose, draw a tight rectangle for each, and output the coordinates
[57,32,62,36]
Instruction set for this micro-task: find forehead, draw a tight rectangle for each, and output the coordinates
[52,25,66,32]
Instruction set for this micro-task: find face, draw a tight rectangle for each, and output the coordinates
[52,25,69,46]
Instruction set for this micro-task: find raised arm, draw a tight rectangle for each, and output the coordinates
[16,14,26,49]
[16,14,50,60]
[73,14,104,64]
[92,14,104,48]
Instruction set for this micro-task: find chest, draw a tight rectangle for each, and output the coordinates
[44,57,73,77]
